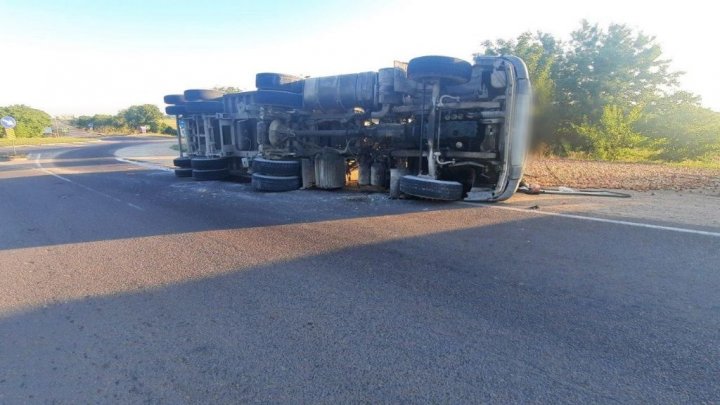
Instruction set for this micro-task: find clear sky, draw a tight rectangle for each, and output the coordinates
[1,0,717,116]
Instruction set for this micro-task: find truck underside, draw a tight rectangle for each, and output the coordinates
[165,54,531,201]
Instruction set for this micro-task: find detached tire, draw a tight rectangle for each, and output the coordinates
[407,55,472,85]
[193,168,230,181]
[252,157,300,177]
[251,173,301,192]
[184,89,224,101]
[399,175,463,201]
[174,167,193,177]
[191,157,228,170]
[173,157,192,168]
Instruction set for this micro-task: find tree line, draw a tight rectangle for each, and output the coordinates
[73,104,174,134]
[0,105,52,138]
[0,104,174,137]
[481,20,720,161]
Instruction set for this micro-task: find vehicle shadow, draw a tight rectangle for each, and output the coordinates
[0,142,474,251]
[1,221,718,403]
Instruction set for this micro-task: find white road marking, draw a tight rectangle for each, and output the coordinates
[469,203,720,238]
[33,153,144,211]
[114,157,173,172]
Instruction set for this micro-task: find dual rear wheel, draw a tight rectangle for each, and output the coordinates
[173,157,229,181]
[251,158,301,192]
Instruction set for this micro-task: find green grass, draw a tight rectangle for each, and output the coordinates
[667,158,720,170]
[162,117,177,130]
[0,137,91,147]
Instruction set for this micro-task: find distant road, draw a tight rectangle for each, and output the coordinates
[0,138,718,403]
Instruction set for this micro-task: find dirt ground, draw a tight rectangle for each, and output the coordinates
[500,156,720,230]
[523,156,720,194]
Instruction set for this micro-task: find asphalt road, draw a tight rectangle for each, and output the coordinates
[1,138,719,403]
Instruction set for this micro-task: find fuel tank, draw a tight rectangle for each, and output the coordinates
[303,72,377,112]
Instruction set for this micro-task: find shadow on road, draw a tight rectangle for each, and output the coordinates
[0,142,469,251]
[1,221,719,403]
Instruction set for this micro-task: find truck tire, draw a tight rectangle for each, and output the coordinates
[254,90,303,109]
[251,173,301,192]
[173,157,192,168]
[191,157,228,170]
[251,157,301,177]
[184,101,224,114]
[164,94,187,104]
[407,56,472,85]
[165,105,187,115]
[399,175,463,201]
[184,89,224,101]
[174,167,193,177]
[192,168,230,181]
[256,73,305,94]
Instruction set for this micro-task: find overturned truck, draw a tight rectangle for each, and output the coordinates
[164,55,531,201]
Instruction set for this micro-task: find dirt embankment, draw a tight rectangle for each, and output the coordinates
[523,157,720,193]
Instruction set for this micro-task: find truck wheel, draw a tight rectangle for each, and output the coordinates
[164,94,187,104]
[184,101,224,114]
[254,90,303,109]
[174,168,193,177]
[252,157,301,177]
[251,173,301,192]
[173,157,192,168]
[441,166,476,195]
[407,56,472,85]
[192,168,230,181]
[399,175,463,201]
[165,105,187,116]
[256,73,304,94]
[191,157,228,170]
[184,89,224,101]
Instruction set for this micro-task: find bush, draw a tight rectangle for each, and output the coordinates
[0,105,52,138]
[573,105,649,160]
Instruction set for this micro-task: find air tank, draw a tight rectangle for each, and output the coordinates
[301,158,315,189]
[358,158,371,186]
[370,161,386,187]
[314,151,345,189]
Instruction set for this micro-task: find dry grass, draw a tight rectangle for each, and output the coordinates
[0,137,90,147]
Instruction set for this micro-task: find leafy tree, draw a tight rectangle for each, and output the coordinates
[556,20,680,120]
[73,115,92,128]
[0,105,52,138]
[120,104,164,132]
[72,114,127,132]
[636,92,720,160]
[573,104,648,160]
[479,20,720,162]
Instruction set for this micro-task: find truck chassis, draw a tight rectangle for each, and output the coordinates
[164,54,531,201]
